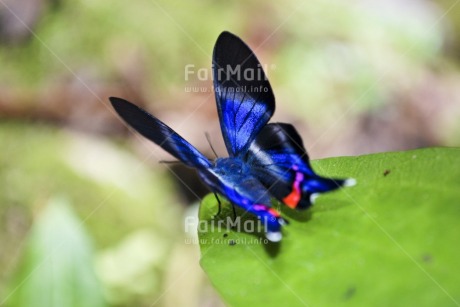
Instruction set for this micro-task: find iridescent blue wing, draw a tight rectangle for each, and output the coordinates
[245,123,354,210]
[213,31,275,157]
[198,170,286,242]
[110,97,285,240]
[110,97,211,169]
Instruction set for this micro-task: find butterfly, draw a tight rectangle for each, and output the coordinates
[110,31,355,242]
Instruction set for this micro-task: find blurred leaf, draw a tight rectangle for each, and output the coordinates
[6,197,106,307]
[95,229,168,305]
[275,0,443,122]
[199,147,460,306]
[0,122,179,246]
[0,123,181,305]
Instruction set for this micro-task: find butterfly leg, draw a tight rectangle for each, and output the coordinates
[213,192,222,217]
[212,193,237,221]
[231,203,237,220]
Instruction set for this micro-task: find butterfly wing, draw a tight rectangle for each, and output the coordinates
[110,97,211,169]
[199,169,286,242]
[213,31,275,157]
[245,123,353,210]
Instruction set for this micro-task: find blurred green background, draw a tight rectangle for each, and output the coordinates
[1,0,459,306]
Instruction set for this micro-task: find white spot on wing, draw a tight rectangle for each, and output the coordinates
[266,232,282,242]
[310,193,320,204]
[344,178,357,187]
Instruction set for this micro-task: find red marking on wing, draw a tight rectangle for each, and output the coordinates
[282,172,304,209]
[283,190,301,208]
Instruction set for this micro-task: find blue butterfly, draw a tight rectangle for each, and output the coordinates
[110,31,355,242]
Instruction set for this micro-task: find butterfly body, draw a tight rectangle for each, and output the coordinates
[198,158,284,240]
[110,31,354,242]
[213,157,249,176]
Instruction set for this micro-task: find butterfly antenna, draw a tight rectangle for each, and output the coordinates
[205,132,219,158]
[159,160,182,165]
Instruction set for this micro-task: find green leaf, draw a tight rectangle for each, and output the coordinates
[199,147,460,306]
[5,197,106,307]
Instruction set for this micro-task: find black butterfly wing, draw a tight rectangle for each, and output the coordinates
[110,97,211,169]
[213,31,275,157]
[245,123,353,210]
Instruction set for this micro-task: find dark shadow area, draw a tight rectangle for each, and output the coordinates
[281,206,313,223]
[263,240,281,258]
[168,164,210,205]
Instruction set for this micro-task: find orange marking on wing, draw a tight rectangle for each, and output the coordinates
[282,171,304,209]
[283,189,301,208]
[268,208,281,217]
